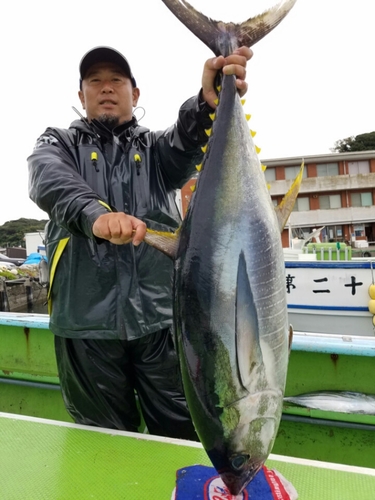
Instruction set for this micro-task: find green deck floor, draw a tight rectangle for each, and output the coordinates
[1,413,375,499]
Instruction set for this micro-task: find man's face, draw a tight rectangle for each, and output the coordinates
[78,62,140,125]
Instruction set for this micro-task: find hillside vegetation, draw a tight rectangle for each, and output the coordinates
[0,218,48,248]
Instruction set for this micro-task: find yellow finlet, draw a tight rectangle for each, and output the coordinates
[261,164,267,172]
[214,98,219,106]
[216,85,222,92]
[209,113,216,121]
[255,145,261,154]
[201,144,208,153]
[196,164,202,172]
[245,114,251,121]
[205,128,212,137]
[250,130,256,138]
[190,184,196,192]
[241,99,246,106]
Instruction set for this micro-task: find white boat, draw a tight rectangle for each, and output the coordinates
[283,227,375,337]
[285,259,375,337]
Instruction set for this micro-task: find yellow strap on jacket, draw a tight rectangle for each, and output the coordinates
[47,201,111,314]
[47,237,70,315]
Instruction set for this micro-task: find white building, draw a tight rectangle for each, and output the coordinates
[25,232,45,256]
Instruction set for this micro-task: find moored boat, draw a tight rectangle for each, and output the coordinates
[285,259,375,337]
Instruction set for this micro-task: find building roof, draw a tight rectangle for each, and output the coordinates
[262,150,375,167]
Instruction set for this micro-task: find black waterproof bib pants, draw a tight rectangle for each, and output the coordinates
[54,328,198,441]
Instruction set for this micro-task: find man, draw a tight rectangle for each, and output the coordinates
[28,45,252,440]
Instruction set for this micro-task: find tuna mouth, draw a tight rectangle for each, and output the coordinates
[220,475,248,496]
[219,457,263,495]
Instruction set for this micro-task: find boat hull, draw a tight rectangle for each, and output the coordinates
[285,260,375,337]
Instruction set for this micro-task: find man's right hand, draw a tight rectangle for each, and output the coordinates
[92,213,147,246]
[201,46,253,109]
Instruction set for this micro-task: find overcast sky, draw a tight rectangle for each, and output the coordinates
[2,0,375,225]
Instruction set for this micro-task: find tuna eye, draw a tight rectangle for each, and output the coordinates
[231,454,250,470]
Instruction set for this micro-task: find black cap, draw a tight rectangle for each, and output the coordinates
[79,46,137,88]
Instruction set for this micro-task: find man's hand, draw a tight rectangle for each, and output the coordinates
[202,46,253,109]
[92,213,147,246]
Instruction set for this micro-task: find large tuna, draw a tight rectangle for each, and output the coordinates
[145,0,302,494]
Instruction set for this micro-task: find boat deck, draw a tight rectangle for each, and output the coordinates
[1,412,375,499]
[2,312,375,471]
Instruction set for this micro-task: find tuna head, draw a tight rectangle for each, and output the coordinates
[208,371,284,494]
[205,409,282,495]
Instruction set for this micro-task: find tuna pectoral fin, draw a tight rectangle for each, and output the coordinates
[143,228,179,259]
[274,161,304,232]
[236,252,262,390]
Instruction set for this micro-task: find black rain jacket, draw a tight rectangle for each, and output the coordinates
[28,94,212,340]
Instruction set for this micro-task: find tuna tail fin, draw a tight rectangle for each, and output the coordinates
[161,0,298,56]
[143,227,180,259]
[274,160,304,232]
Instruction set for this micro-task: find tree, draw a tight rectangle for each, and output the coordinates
[331,131,375,153]
[0,218,48,248]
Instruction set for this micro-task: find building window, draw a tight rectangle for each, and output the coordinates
[292,197,310,212]
[354,224,365,237]
[264,167,276,182]
[327,225,343,241]
[351,192,373,207]
[285,165,307,180]
[319,194,341,209]
[348,161,370,175]
[316,163,339,177]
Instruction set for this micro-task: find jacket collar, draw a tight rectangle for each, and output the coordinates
[90,116,138,140]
